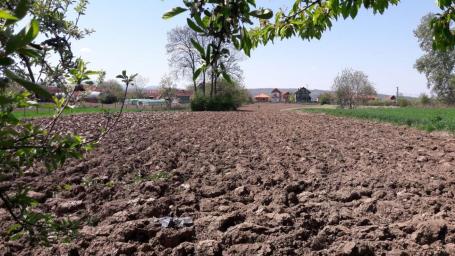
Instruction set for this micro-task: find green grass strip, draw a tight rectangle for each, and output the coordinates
[302,107,455,133]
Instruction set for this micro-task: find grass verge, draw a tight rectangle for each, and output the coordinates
[13,105,187,119]
[302,107,455,133]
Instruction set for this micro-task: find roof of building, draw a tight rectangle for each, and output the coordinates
[145,89,193,98]
[175,90,193,97]
[296,87,311,94]
[271,88,282,93]
[254,93,271,99]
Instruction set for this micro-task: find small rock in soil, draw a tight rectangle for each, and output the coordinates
[196,240,221,256]
[26,191,47,203]
[56,200,84,214]
[411,219,448,245]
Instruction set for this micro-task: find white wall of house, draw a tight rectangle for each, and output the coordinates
[271,92,281,103]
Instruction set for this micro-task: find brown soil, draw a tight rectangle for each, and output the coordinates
[1,103,455,255]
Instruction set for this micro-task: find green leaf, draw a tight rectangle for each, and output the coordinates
[0,10,18,21]
[350,4,359,18]
[247,0,256,7]
[191,38,206,58]
[14,0,29,20]
[85,71,100,76]
[6,223,22,235]
[5,19,40,53]
[5,70,52,100]
[206,44,211,62]
[194,14,207,29]
[193,67,202,81]
[0,56,14,66]
[162,7,187,20]
[241,29,252,56]
[17,46,41,59]
[187,18,205,33]
[222,72,233,84]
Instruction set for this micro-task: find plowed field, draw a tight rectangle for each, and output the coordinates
[1,104,455,255]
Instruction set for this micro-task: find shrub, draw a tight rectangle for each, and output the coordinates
[191,95,208,111]
[367,99,395,107]
[99,93,118,104]
[419,93,431,105]
[319,93,333,105]
[191,94,237,111]
[398,98,412,107]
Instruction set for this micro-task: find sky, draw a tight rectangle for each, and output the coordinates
[72,0,440,97]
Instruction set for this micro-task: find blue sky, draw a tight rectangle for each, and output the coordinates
[73,0,439,96]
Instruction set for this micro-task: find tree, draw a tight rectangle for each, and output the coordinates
[166,26,243,96]
[164,0,455,99]
[130,75,149,99]
[159,74,177,109]
[415,14,455,104]
[166,26,206,93]
[99,79,124,100]
[419,93,432,105]
[319,92,334,105]
[0,0,94,90]
[67,58,99,102]
[332,69,376,108]
[0,5,92,242]
[97,70,107,85]
[0,2,134,243]
[215,79,249,108]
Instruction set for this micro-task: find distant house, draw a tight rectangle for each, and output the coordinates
[175,90,192,104]
[145,89,161,99]
[271,88,282,103]
[296,87,312,103]
[254,93,271,102]
[144,89,193,104]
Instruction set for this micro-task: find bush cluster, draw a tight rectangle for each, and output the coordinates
[99,93,118,104]
[366,99,396,107]
[398,98,412,107]
[318,93,334,105]
[191,94,238,111]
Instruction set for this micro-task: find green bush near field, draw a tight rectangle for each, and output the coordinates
[302,107,455,133]
[191,94,238,111]
[99,93,118,104]
[366,99,395,107]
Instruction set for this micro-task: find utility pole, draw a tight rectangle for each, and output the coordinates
[396,86,399,105]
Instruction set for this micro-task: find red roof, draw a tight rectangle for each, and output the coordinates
[254,93,271,99]
[145,89,193,98]
[145,89,161,99]
[175,90,193,97]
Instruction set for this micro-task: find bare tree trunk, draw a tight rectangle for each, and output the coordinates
[210,72,214,98]
[192,72,197,94]
[202,71,206,97]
